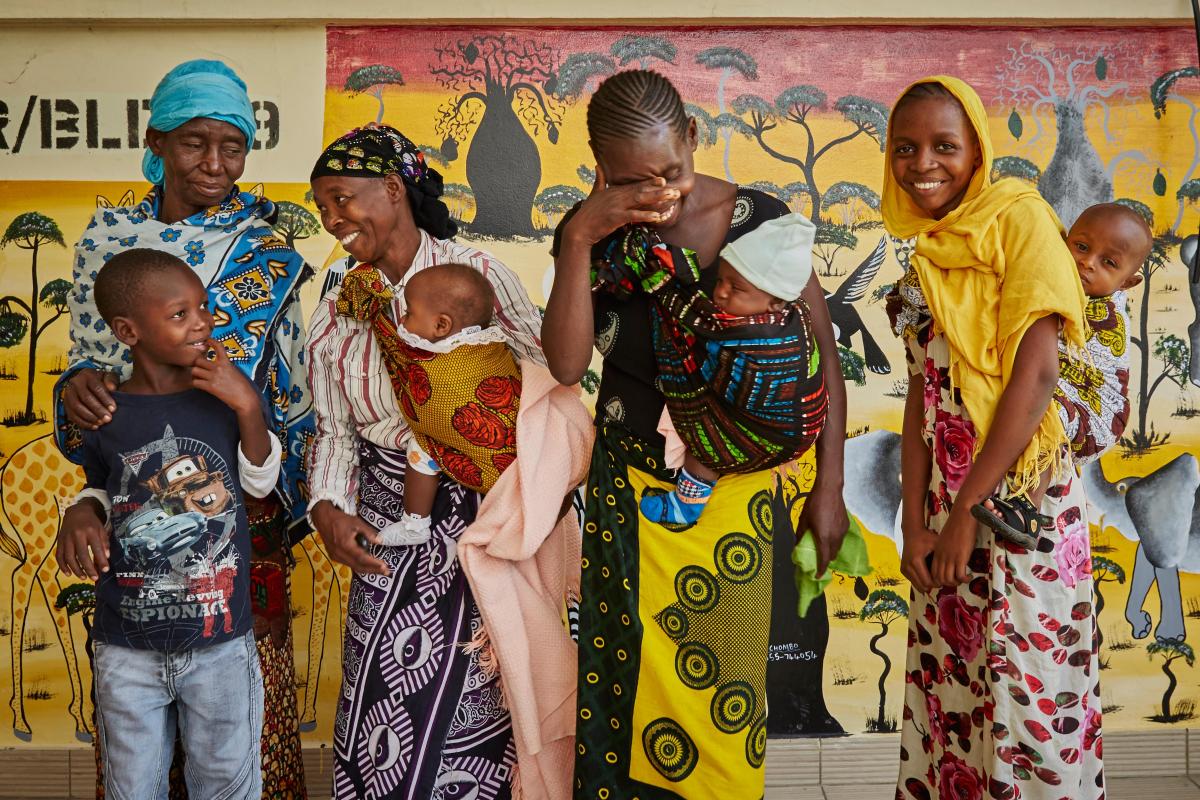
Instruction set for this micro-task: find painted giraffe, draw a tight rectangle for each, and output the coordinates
[0,434,92,741]
[0,428,351,738]
[293,533,349,730]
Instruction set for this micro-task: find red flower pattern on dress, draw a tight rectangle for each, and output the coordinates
[492,451,515,473]
[1053,522,1092,589]
[924,357,941,411]
[476,375,521,415]
[937,752,983,800]
[897,320,1102,800]
[453,402,512,451]
[407,363,432,405]
[933,409,976,492]
[425,438,483,489]
[936,591,985,662]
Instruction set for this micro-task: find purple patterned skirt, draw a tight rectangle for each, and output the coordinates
[332,439,515,800]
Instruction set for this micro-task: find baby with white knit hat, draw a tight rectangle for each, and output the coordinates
[645,212,820,527]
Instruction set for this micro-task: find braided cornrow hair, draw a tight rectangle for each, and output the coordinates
[587,69,690,151]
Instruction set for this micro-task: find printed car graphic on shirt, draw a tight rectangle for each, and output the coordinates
[143,454,231,517]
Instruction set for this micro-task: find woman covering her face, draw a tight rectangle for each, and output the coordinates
[542,70,850,800]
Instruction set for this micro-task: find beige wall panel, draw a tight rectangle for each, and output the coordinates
[0,25,325,183]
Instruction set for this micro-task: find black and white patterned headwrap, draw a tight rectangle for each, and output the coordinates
[310,125,456,239]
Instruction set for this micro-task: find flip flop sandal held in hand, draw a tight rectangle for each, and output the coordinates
[969,494,1050,550]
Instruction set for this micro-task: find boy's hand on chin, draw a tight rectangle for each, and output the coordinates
[191,338,260,415]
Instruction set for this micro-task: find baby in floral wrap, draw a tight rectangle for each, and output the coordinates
[974,202,1151,547]
[381,263,521,545]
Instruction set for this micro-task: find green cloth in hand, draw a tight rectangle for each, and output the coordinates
[791,517,872,618]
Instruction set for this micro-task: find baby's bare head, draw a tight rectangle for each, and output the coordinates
[1066,203,1153,297]
[402,264,495,341]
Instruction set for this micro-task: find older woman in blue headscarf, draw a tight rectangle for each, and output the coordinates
[53,59,314,798]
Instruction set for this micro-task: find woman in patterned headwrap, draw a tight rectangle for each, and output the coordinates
[53,59,313,798]
[305,125,544,800]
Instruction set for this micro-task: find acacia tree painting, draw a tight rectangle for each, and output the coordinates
[610,35,676,70]
[991,155,1042,184]
[0,213,68,426]
[1146,640,1195,722]
[534,184,586,230]
[860,589,908,733]
[551,53,615,101]
[1092,556,1126,666]
[1122,332,1191,452]
[731,86,888,223]
[343,65,405,124]
[812,182,882,276]
[432,35,564,238]
[1152,67,1200,233]
[272,201,320,250]
[1121,216,1188,454]
[442,183,475,224]
[695,47,759,182]
[996,43,1148,227]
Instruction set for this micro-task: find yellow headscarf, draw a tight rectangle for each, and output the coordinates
[881,76,1087,494]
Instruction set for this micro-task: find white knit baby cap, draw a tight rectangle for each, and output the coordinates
[719,213,816,301]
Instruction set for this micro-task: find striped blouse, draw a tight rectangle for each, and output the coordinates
[304,230,545,515]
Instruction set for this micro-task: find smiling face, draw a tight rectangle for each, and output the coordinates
[147,118,247,218]
[593,121,698,229]
[1066,205,1151,297]
[889,95,982,220]
[113,267,213,368]
[712,259,785,316]
[311,173,412,265]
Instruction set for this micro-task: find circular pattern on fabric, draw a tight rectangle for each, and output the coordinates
[745,717,768,768]
[748,490,774,540]
[714,533,761,583]
[392,625,434,670]
[367,724,403,770]
[675,642,719,689]
[642,718,698,782]
[675,566,720,612]
[711,681,754,733]
[730,195,754,228]
[659,607,689,640]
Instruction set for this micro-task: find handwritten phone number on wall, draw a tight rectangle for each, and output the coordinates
[0,97,280,154]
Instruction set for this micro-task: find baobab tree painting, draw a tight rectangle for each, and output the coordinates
[431,34,565,237]
[996,42,1152,227]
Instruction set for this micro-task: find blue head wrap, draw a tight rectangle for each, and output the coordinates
[141,59,257,186]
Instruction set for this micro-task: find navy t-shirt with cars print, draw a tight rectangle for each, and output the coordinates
[81,389,252,652]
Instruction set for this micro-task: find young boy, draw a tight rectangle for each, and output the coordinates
[59,248,279,799]
[375,263,521,545]
[973,202,1151,547]
[596,214,829,527]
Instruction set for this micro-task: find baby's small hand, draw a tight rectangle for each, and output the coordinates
[191,338,259,415]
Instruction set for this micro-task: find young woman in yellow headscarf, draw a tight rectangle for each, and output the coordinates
[884,77,1102,799]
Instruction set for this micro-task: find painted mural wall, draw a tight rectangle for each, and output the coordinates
[1,22,1199,750]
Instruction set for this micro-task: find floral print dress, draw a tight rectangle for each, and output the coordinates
[891,241,1104,800]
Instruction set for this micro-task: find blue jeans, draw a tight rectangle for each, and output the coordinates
[94,631,264,800]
